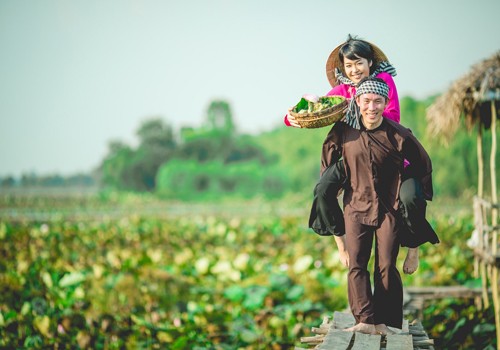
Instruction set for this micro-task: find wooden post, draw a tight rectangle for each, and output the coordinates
[478,125,485,198]
[477,127,489,309]
[489,101,500,350]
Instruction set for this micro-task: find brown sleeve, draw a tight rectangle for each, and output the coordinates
[320,123,344,176]
[402,132,433,200]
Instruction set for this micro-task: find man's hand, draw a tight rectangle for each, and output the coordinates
[334,235,349,268]
[339,249,349,268]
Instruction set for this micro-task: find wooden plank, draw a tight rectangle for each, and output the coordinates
[300,334,324,344]
[413,338,434,346]
[406,286,484,299]
[350,332,381,350]
[402,319,409,333]
[385,334,413,350]
[333,311,355,330]
[321,315,332,326]
[318,329,353,350]
[408,328,427,336]
[387,319,408,334]
[312,326,329,335]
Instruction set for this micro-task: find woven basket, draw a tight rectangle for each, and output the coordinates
[290,96,348,129]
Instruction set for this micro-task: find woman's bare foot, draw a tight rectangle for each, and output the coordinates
[375,324,395,335]
[403,247,419,274]
[344,322,377,334]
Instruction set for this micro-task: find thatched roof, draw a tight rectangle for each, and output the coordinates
[426,51,500,139]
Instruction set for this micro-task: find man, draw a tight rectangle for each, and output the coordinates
[321,77,435,335]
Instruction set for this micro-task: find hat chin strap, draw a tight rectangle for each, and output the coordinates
[335,68,356,86]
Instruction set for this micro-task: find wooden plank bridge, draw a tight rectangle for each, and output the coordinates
[295,311,434,350]
[293,285,486,349]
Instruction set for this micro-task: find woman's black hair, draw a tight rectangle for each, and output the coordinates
[338,34,376,74]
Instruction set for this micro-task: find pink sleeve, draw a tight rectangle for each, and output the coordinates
[377,72,400,123]
[326,84,351,98]
[284,114,291,126]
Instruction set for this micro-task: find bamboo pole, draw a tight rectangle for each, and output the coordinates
[479,126,485,198]
[489,101,500,350]
[478,127,490,309]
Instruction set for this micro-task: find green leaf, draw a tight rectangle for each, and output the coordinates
[224,285,245,302]
[33,315,51,337]
[319,96,344,107]
[269,273,291,290]
[41,271,53,288]
[4,310,17,321]
[293,98,309,112]
[20,302,31,316]
[59,271,86,288]
[473,323,496,334]
[0,222,7,239]
[24,335,43,348]
[286,285,304,301]
[243,286,268,311]
[240,329,259,343]
[172,336,188,350]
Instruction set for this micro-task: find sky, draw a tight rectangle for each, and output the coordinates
[1,0,499,177]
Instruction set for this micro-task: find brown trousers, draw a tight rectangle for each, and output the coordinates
[345,212,403,329]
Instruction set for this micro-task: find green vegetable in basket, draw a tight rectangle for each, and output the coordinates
[294,98,310,113]
[293,96,344,114]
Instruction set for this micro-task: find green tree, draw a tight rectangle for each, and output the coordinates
[175,100,270,165]
[1,176,16,187]
[132,118,176,190]
[99,118,176,191]
[100,141,135,190]
[206,100,235,134]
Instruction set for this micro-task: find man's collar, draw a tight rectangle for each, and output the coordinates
[360,117,385,131]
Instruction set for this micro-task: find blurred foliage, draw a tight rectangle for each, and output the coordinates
[156,159,288,201]
[423,299,496,349]
[0,197,348,348]
[100,118,176,192]
[0,194,496,348]
[400,95,498,198]
[3,96,498,200]
[0,173,96,188]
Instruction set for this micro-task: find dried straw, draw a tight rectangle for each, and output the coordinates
[426,51,500,140]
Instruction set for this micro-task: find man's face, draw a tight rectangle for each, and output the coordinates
[355,93,387,129]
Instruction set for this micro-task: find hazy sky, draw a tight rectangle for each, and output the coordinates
[1,0,499,177]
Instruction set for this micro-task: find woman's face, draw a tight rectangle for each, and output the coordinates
[343,56,372,84]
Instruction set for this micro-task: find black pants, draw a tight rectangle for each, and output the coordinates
[309,160,439,247]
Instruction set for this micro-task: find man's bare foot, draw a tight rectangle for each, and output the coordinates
[344,322,377,334]
[375,324,395,335]
[403,247,419,274]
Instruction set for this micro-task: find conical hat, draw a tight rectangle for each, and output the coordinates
[325,40,389,88]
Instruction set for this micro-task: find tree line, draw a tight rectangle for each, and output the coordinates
[2,97,496,199]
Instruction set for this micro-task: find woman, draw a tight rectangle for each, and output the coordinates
[285,35,438,276]
[284,35,399,127]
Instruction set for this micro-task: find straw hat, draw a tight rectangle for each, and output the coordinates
[325,40,389,88]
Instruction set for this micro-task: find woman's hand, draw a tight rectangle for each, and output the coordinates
[286,107,302,128]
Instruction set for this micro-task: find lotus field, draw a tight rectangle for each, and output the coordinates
[0,194,496,349]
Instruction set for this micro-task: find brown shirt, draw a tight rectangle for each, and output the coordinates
[321,118,433,227]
